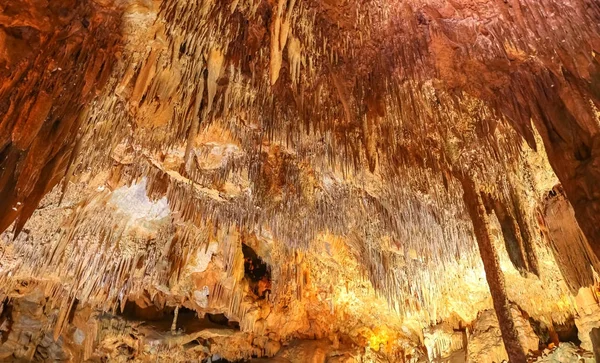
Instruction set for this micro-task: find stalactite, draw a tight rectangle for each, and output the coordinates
[0,0,122,227]
[490,197,531,276]
[0,0,598,360]
[541,186,597,294]
[508,189,540,277]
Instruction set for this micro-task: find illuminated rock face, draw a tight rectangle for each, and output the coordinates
[1,0,600,361]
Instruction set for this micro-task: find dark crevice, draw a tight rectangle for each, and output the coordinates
[242,243,271,299]
[542,185,596,294]
[202,357,235,363]
[117,300,241,334]
[554,318,581,346]
[487,193,538,277]
[67,299,79,324]
[172,306,199,333]
[118,301,196,333]
[528,315,580,350]
[528,317,552,350]
[205,313,240,330]
[0,301,13,344]
[121,300,173,322]
[591,328,600,361]
[509,192,540,276]
[489,197,528,274]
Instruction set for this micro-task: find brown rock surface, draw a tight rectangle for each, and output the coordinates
[1,0,600,361]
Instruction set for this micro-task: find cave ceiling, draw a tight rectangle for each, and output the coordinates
[1,0,600,361]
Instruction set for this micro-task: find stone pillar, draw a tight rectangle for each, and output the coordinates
[460,176,527,363]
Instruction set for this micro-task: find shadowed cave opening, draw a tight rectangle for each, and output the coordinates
[554,320,581,346]
[0,302,12,344]
[242,243,271,299]
[118,301,240,333]
[528,314,581,351]
[201,356,236,363]
[205,312,240,330]
[119,301,195,330]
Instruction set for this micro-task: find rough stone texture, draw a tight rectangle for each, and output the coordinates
[459,175,527,362]
[535,342,595,363]
[543,187,598,294]
[423,322,465,361]
[1,0,600,361]
[467,306,539,363]
[575,287,600,352]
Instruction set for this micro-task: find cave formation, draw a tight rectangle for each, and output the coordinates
[1,0,600,361]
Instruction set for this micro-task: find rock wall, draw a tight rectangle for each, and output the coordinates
[1,0,600,361]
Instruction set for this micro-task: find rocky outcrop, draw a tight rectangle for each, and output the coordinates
[423,323,466,361]
[574,287,600,352]
[536,343,595,363]
[542,186,598,294]
[467,306,539,363]
[0,0,122,234]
